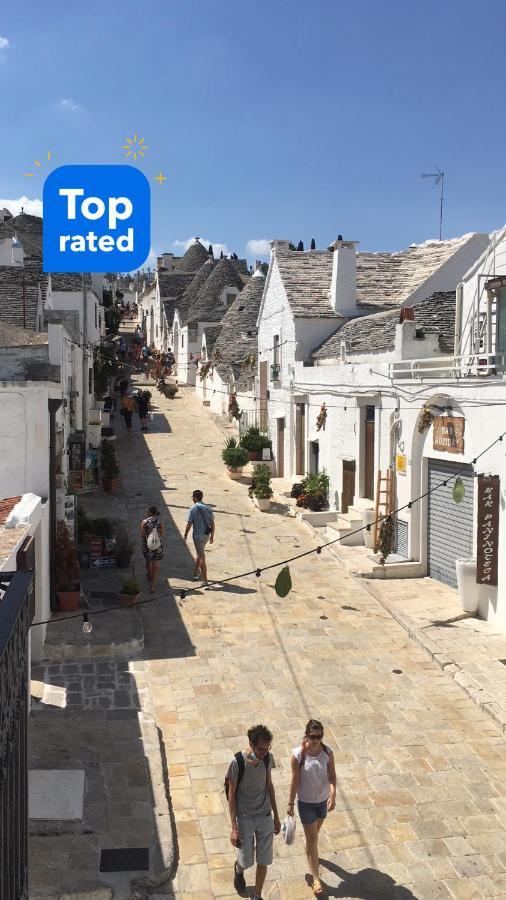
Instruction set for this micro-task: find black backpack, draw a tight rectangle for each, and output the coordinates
[224,751,270,799]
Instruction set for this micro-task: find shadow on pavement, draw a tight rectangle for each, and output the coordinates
[318,858,419,899]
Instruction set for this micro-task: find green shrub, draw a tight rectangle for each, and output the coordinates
[120,577,140,596]
[222,438,249,468]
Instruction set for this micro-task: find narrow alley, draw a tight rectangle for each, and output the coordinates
[109,373,506,899]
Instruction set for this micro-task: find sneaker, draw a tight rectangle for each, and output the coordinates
[233,862,246,895]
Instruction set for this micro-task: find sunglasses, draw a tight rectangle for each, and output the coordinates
[307,734,323,741]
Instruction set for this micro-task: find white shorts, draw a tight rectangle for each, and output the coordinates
[237,812,274,869]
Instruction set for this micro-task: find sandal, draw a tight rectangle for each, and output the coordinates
[312,879,325,897]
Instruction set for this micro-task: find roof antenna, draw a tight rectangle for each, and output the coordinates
[421,166,445,240]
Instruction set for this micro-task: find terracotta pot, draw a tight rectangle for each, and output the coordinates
[118,592,140,607]
[102,477,119,494]
[227,467,243,480]
[57,589,81,611]
[247,450,261,461]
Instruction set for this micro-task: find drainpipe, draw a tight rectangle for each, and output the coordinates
[454,283,463,357]
[48,398,62,610]
[82,279,88,438]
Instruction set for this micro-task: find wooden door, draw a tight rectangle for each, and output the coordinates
[342,460,356,513]
[295,404,306,476]
[259,361,268,431]
[277,418,285,478]
[364,406,375,500]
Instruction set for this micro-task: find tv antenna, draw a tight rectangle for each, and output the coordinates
[421,165,445,240]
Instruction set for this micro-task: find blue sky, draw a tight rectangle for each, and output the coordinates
[1,0,506,266]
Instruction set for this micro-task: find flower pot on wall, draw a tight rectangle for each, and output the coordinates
[57,589,81,612]
[456,559,479,613]
[247,450,261,461]
[118,591,140,607]
[363,510,376,549]
[102,477,119,494]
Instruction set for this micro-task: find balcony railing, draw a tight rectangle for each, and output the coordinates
[270,363,281,382]
[388,351,506,380]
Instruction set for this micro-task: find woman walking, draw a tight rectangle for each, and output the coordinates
[287,720,337,897]
[137,390,151,432]
[121,391,136,432]
[140,505,164,593]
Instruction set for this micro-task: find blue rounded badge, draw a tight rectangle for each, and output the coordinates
[43,164,151,272]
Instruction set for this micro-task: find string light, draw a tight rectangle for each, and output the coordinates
[30,429,506,629]
[82,613,92,633]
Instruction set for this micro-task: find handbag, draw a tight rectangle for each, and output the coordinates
[281,815,296,845]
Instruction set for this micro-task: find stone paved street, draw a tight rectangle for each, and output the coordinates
[114,375,506,900]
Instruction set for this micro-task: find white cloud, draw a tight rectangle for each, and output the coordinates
[60,97,81,113]
[0,196,42,217]
[172,236,231,258]
[246,238,271,257]
[0,36,9,52]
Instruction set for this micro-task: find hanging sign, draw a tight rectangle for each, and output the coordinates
[395,454,407,475]
[432,416,465,454]
[476,474,500,586]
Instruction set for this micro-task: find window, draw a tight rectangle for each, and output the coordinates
[181,334,184,348]
[225,291,237,306]
[94,304,97,328]
[273,334,280,366]
[89,367,93,395]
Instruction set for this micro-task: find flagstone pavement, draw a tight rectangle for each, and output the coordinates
[115,373,506,900]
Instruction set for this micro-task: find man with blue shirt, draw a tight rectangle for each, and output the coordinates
[183,489,215,586]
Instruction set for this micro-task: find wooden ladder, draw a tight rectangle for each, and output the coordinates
[372,469,394,549]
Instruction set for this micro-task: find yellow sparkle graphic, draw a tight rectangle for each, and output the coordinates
[24,150,52,177]
[122,134,148,161]
[155,171,167,185]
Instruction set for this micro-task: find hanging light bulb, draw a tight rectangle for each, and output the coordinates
[82,613,93,634]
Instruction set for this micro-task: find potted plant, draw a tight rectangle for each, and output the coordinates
[101,439,120,493]
[250,463,273,511]
[114,524,134,568]
[294,472,330,511]
[55,520,81,611]
[222,437,249,479]
[240,426,272,461]
[118,577,141,607]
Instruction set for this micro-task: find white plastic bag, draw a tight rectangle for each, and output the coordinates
[147,527,161,551]
[281,815,296,845]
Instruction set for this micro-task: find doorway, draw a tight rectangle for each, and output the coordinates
[277,418,285,478]
[259,361,268,431]
[342,459,356,513]
[309,441,319,474]
[364,405,375,500]
[295,403,306,476]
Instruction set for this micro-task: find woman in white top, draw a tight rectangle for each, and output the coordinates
[287,719,336,897]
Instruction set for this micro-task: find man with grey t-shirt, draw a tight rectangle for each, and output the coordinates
[227,724,281,900]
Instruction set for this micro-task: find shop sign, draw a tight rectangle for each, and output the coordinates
[395,454,407,475]
[89,539,103,558]
[90,556,117,568]
[476,475,500,586]
[432,416,465,454]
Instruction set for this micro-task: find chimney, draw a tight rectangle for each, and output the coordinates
[329,237,359,317]
[162,252,175,270]
[269,239,291,253]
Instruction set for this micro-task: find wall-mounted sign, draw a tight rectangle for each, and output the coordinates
[395,454,407,475]
[476,474,500,586]
[432,416,465,454]
[90,556,117,568]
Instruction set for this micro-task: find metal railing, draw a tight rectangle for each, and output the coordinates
[388,351,506,380]
[0,571,33,900]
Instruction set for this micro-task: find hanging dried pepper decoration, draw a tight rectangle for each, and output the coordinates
[316,403,327,432]
[228,392,242,420]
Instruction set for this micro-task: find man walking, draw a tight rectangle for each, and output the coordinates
[227,724,280,900]
[183,490,214,586]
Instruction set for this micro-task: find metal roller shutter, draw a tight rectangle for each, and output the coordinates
[427,459,474,588]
